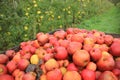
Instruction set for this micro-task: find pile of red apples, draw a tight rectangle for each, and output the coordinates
[0,28,120,80]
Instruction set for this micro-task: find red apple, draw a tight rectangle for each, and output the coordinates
[0,54,9,64]
[22,72,36,80]
[59,40,70,48]
[43,53,53,61]
[110,41,120,56]
[5,50,15,59]
[73,50,90,67]
[96,36,104,44]
[0,64,7,75]
[67,63,78,71]
[104,35,113,45]
[63,71,82,80]
[71,33,84,43]
[17,59,29,71]
[31,40,40,48]
[54,30,66,39]
[98,71,118,80]
[54,46,68,60]
[90,48,102,61]
[0,74,14,80]
[12,52,21,63]
[6,60,17,73]
[45,58,59,71]
[86,62,97,71]
[81,69,95,80]
[83,44,93,52]
[66,28,74,34]
[97,51,115,71]
[67,42,82,55]
[37,33,49,45]
[46,69,62,80]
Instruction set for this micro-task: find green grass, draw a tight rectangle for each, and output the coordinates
[78,6,120,34]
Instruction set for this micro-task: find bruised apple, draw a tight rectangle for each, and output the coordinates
[63,71,81,80]
[46,69,62,80]
[73,50,90,67]
[98,71,118,80]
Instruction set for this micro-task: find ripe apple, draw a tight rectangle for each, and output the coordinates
[84,37,95,46]
[54,30,66,39]
[46,69,62,80]
[66,28,74,34]
[110,41,120,56]
[6,60,17,73]
[59,40,70,48]
[0,64,7,75]
[17,59,29,71]
[43,53,53,61]
[71,33,84,43]
[35,47,47,59]
[67,63,78,71]
[73,50,90,67]
[86,62,97,71]
[83,44,93,52]
[96,36,104,44]
[22,72,36,80]
[45,58,59,71]
[81,69,95,80]
[37,33,49,45]
[63,71,82,80]
[0,74,14,80]
[12,52,21,63]
[104,35,113,45]
[98,71,118,80]
[0,54,9,64]
[100,44,109,52]
[97,51,115,71]
[90,48,102,61]
[67,42,82,55]
[54,46,68,60]
[31,40,40,48]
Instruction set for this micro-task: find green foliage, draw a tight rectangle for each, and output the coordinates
[0,0,114,51]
